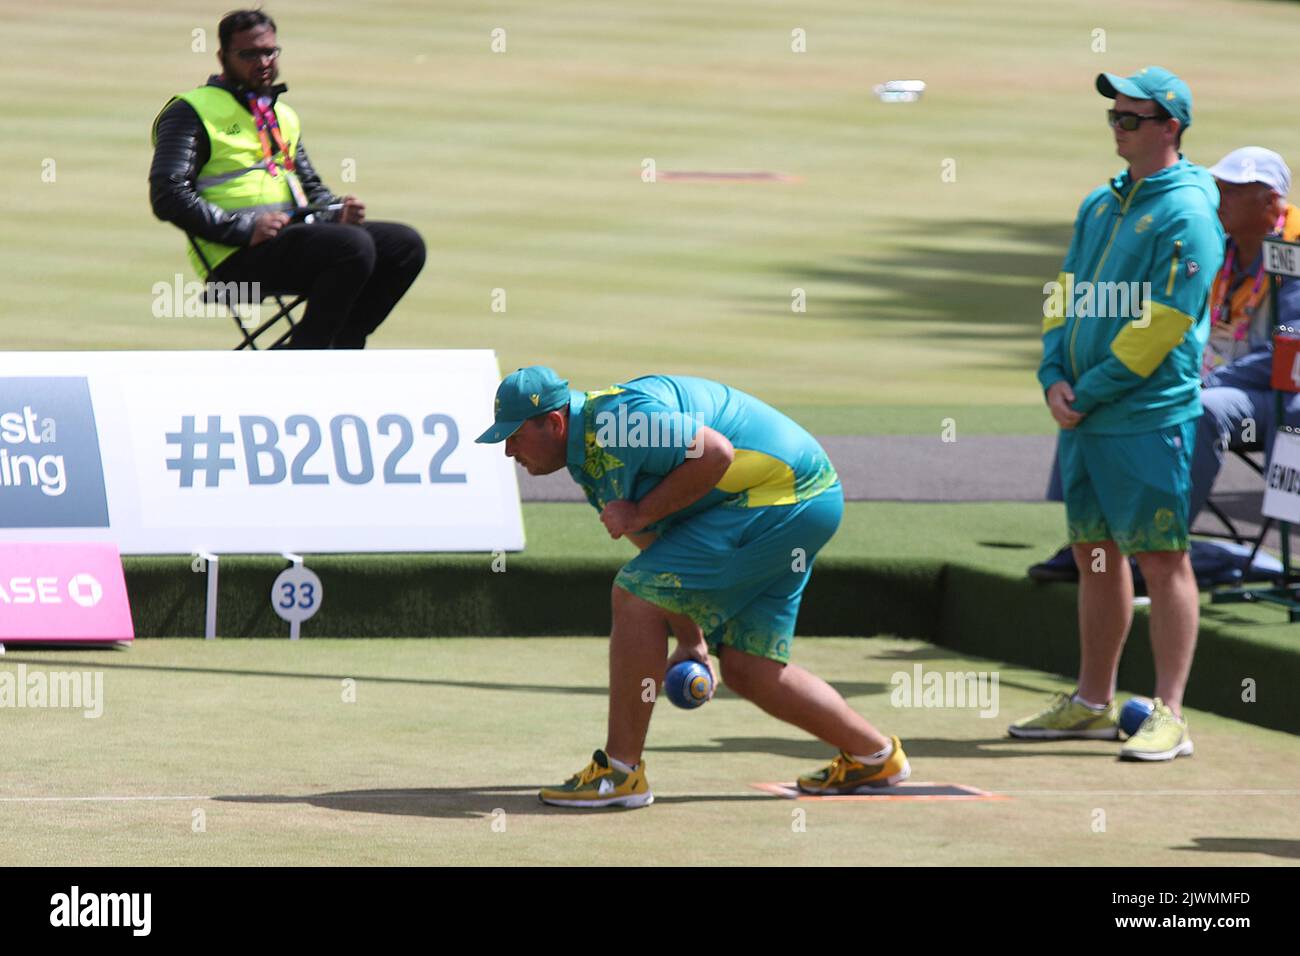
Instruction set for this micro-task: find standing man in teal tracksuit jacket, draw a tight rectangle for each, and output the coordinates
[1012,67,1224,760]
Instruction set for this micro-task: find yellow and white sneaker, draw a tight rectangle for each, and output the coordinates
[538,749,654,808]
[1120,698,1193,762]
[797,737,911,794]
[1008,692,1119,740]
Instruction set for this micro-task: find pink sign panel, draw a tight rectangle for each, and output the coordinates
[0,543,133,643]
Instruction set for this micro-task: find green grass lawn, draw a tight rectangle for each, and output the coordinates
[6,0,1300,423]
[6,1,1300,870]
[2,637,1296,865]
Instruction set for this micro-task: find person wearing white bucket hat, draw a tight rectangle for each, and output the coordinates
[1209,146,1291,194]
[1190,147,1300,518]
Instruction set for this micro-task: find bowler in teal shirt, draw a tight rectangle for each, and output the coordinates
[477,366,910,808]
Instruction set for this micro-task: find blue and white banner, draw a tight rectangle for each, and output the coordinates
[0,377,109,528]
[0,351,523,553]
[1262,430,1300,525]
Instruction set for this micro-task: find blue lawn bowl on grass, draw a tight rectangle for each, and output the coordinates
[665,660,713,709]
[1120,697,1155,737]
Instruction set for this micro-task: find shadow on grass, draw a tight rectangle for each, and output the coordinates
[763,217,1072,342]
[861,647,1060,689]
[648,736,1114,759]
[4,657,606,696]
[1172,837,1300,860]
[823,681,890,698]
[4,656,1071,716]
[213,786,771,818]
[0,657,890,701]
[868,645,968,661]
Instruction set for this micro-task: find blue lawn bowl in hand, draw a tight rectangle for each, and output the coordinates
[1120,697,1155,737]
[665,660,713,709]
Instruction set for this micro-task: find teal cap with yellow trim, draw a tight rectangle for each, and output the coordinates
[1097,65,1192,130]
[476,365,570,443]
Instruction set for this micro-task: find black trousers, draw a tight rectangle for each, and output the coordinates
[209,220,426,348]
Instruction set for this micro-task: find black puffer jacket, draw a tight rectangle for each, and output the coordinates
[148,75,338,248]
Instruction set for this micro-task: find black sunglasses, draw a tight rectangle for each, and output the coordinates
[234,46,282,63]
[1107,109,1163,131]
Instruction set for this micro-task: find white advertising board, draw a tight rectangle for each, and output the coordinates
[0,351,523,553]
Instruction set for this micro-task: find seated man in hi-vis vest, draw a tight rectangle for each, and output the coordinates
[149,9,425,348]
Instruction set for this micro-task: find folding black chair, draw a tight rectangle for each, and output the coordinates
[1192,443,1274,569]
[222,287,305,350]
[188,236,306,350]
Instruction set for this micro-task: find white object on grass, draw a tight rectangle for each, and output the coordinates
[874,80,926,103]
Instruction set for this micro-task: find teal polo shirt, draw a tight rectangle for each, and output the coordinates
[564,375,838,534]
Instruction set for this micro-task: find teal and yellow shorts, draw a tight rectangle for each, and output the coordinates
[1058,420,1195,555]
[614,485,844,664]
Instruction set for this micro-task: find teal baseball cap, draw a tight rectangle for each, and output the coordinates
[475,366,571,443]
[1097,65,1192,130]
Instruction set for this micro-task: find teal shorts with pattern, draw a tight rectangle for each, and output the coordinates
[1058,420,1195,555]
[613,485,843,664]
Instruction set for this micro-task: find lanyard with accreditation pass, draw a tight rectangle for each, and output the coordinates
[1210,211,1289,339]
[247,93,308,208]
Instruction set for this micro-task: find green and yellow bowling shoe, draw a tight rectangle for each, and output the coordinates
[1008,691,1120,740]
[1119,698,1194,762]
[797,737,912,794]
[538,749,654,809]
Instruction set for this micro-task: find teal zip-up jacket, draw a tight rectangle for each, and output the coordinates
[1037,157,1224,434]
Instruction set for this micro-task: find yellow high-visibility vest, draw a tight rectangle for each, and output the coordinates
[153,85,302,277]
